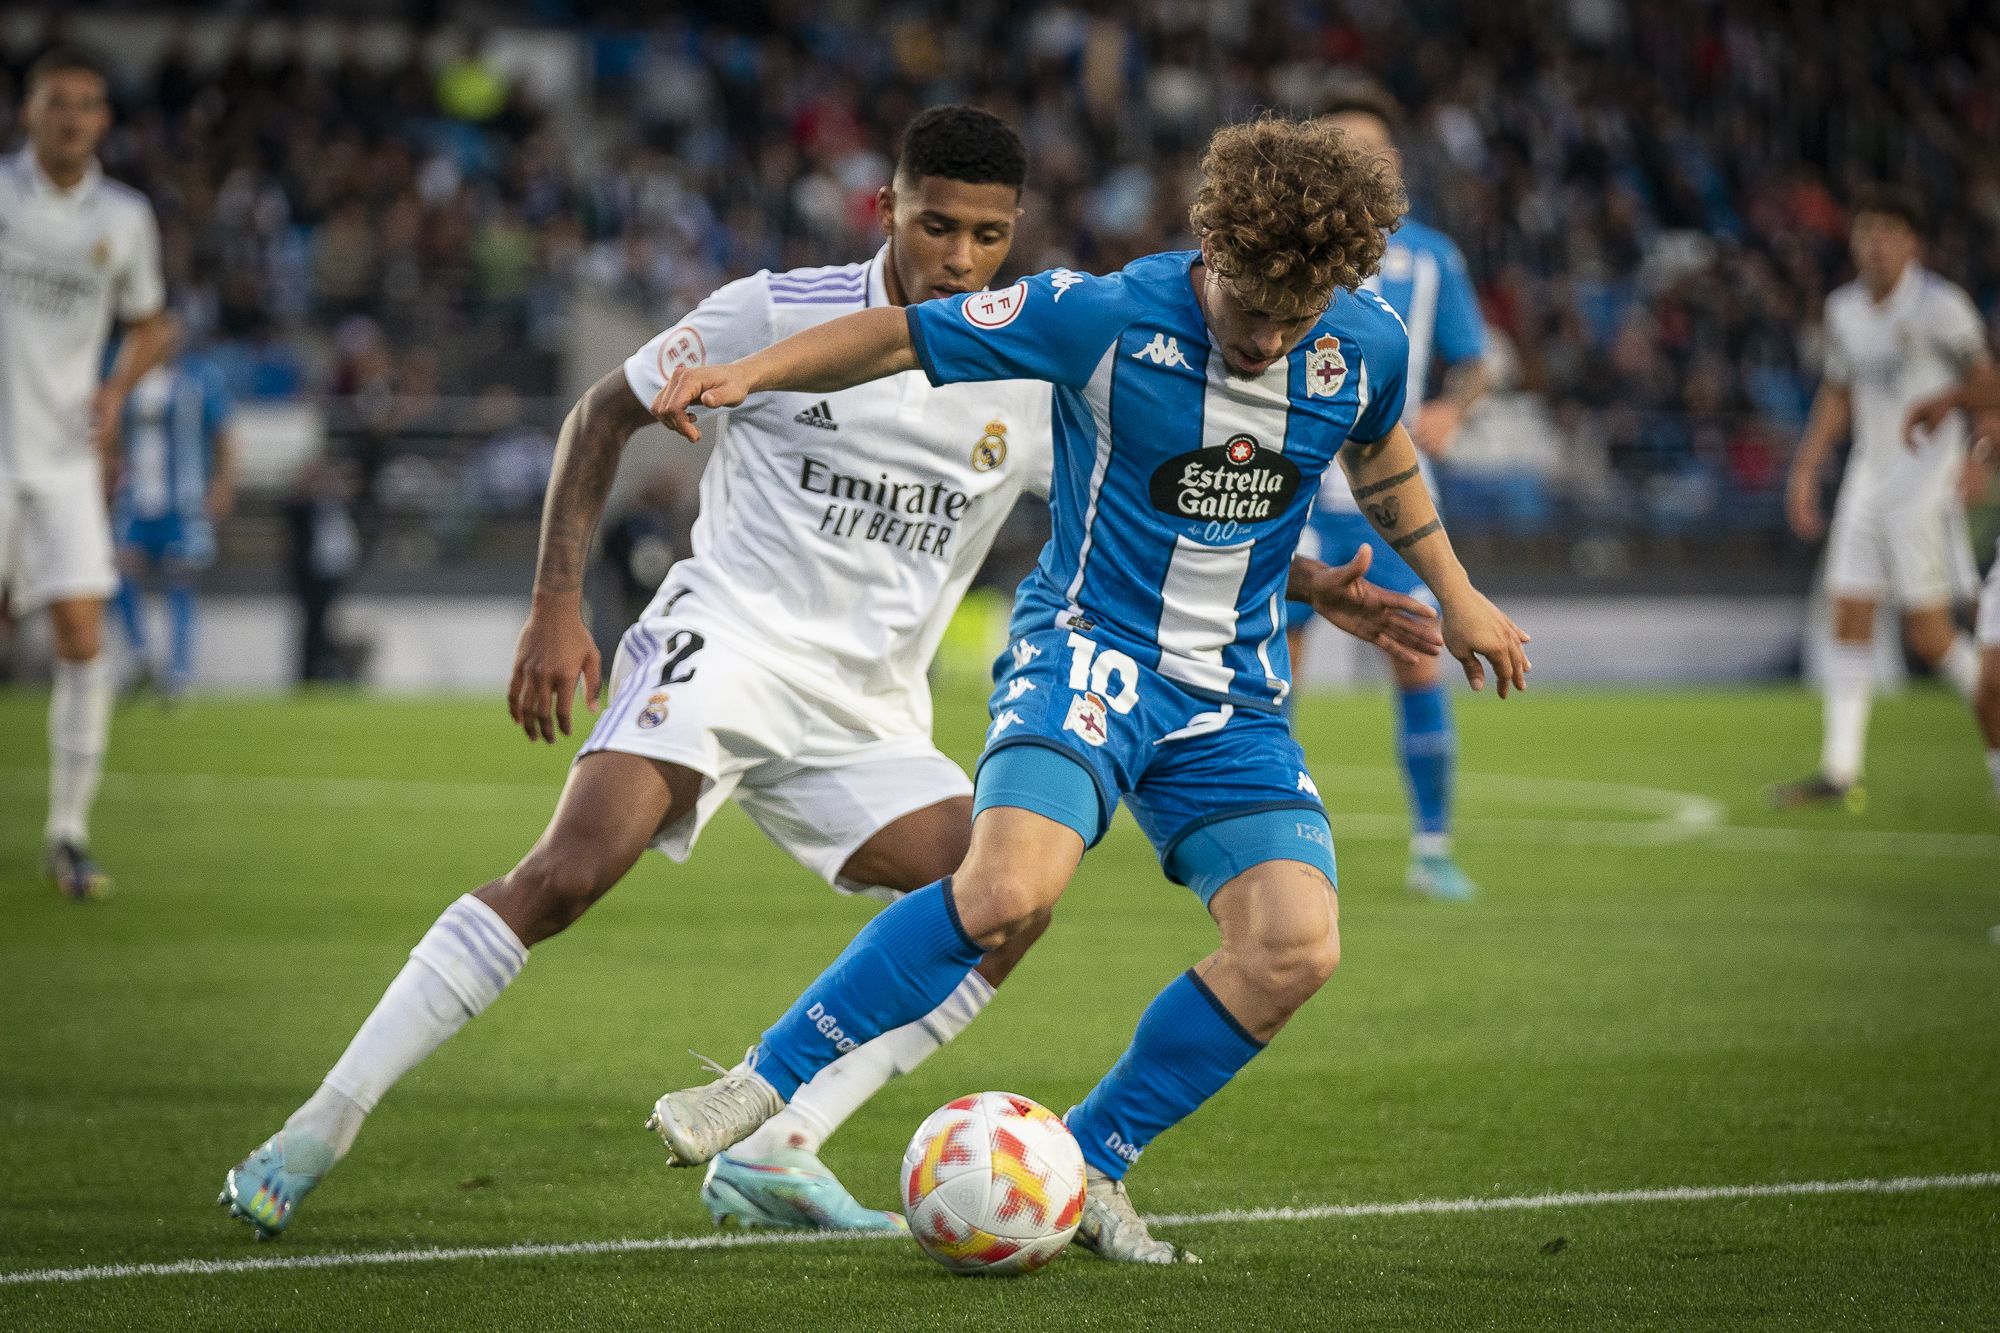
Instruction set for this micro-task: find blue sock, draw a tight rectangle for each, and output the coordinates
[166,579,198,687]
[113,576,148,660]
[1396,684,1454,845]
[752,878,984,1100]
[1065,970,1264,1180]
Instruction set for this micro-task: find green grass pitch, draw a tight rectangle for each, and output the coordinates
[2,683,1996,1329]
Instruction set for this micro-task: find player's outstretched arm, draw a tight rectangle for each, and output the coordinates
[1338,423,1531,696]
[511,368,655,744]
[1288,547,1442,665]
[652,307,919,443]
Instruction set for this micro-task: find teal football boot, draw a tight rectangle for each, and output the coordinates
[701,1148,907,1233]
[218,1130,335,1240]
[1406,853,1478,902]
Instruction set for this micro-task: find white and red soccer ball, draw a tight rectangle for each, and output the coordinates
[901,1091,1086,1276]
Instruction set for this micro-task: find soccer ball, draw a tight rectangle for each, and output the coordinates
[901,1091,1087,1276]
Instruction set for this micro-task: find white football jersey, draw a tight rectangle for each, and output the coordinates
[0,151,164,479]
[1822,264,1988,515]
[623,246,1053,739]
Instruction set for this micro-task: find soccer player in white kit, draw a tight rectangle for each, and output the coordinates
[1907,362,2000,800]
[1772,186,1992,809]
[216,104,1460,1242]
[0,49,170,897]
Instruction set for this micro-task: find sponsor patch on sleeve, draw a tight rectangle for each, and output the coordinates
[963,281,1030,330]
[655,326,707,378]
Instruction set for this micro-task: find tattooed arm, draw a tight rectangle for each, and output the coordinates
[1339,422,1531,696]
[509,369,658,743]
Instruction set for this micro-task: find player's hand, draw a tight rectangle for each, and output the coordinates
[651,364,754,443]
[1439,585,1531,698]
[1412,401,1465,457]
[1903,389,1960,450]
[1785,471,1824,543]
[508,600,602,744]
[1296,547,1442,665]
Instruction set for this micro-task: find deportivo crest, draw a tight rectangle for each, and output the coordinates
[1063,691,1110,747]
[637,692,670,728]
[1147,432,1301,526]
[963,282,1029,329]
[1305,334,1346,398]
[972,420,1008,472]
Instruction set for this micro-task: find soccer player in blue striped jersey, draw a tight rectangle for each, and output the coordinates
[645,116,1529,1263]
[1286,85,1493,903]
[112,323,237,700]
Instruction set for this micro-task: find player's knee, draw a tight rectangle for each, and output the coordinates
[1247,915,1340,1007]
[954,874,1054,950]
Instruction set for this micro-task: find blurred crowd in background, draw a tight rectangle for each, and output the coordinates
[10,0,1999,579]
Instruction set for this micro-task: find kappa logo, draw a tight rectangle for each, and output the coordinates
[794,401,839,430]
[963,281,1029,329]
[637,692,670,729]
[1063,691,1110,747]
[1131,332,1191,369]
[1305,334,1347,398]
[990,708,1025,738]
[1050,269,1085,302]
[1296,770,1320,798]
[1003,677,1037,703]
[1010,638,1041,669]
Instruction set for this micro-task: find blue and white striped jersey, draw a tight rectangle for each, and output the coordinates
[1317,217,1485,512]
[119,356,231,521]
[907,250,1409,711]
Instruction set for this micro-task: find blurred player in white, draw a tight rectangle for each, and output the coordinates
[218,104,1445,1242]
[1772,186,1992,809]
[0,49,170,897]
[1906,363,2000,801]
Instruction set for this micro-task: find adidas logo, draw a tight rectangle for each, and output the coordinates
[1131,332,1190,369]
[794,401,839,430]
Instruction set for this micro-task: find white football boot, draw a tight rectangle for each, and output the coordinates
[645,1052,784,1167]
[1074,1167,1200,1264]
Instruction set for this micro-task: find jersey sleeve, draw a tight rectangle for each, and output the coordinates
[1348,295,1411,444]
[1932,284,1991,374]
[1431,239,1487,368]
[1819,302,1853,386]
[906,268,1133,389]
[622,273,773,408]
[115,205,166,323]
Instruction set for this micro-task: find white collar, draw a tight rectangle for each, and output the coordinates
[20,148,101,203]
[867,244,891,308]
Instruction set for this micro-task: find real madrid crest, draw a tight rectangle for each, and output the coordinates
[90,237,112,267]
[972,419,1007,472]
[1305,334,1346,398]
[637,692,670,729]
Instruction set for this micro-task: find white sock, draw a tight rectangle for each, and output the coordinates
[288,895,526,1162]
[737,971,996,1159]
[1987,750,2000,799]
[45,655,113,845]
[1411,832,1451,859]
[1939,635,1979,701]
[1821,643,1875,787]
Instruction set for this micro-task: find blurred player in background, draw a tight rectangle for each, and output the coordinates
[1286,84,1491,901]
[1772,186,1992,810]
[1907,363,2000,801]
[0,48,169,897]
[111,320,236,702]
[645,115,1524,1264]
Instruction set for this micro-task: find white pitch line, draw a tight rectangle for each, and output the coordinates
[4,768,1997,860]
[3,1171,1994,1287]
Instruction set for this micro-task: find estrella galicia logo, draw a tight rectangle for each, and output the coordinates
[1148,433,1300,525]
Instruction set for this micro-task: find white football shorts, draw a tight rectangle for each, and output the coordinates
[0,463,118,610]
[1823,499,1977,609]
[579,609,972,896]
[1977,548,2000,648]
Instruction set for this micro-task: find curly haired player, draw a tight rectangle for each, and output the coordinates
[644,115,1529,1264]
